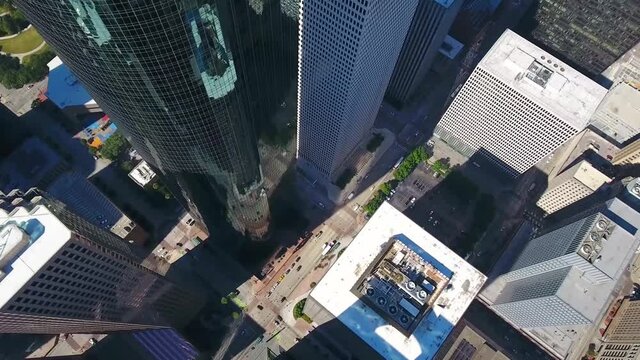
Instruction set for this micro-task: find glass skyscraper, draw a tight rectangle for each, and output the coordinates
[16,0,298,237]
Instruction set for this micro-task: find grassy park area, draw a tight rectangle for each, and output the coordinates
[0,25,44,53]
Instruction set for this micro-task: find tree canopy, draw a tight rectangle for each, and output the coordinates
[99,132,128,160]
[0,50,55,89]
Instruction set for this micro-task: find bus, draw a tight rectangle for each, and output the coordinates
[393,156,404,170]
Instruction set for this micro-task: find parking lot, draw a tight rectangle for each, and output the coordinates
[388,162,470,246]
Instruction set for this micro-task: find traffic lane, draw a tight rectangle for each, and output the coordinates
[265,227,336,301]
[352,141,406,197]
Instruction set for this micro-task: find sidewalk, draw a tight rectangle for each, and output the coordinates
[0,24,31,40]
[327,128,396,203]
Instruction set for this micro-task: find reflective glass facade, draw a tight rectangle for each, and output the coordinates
[16,0,298,236]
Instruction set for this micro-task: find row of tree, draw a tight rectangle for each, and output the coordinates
[0,10,28,36]
[0,50,54,89]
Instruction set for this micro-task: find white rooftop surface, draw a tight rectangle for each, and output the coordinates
[589,82,640,144]
[0,206,71,309]
[572,161,612,191]
[128,161,157,188]
[310,202,486,360]
[480,30,607,130]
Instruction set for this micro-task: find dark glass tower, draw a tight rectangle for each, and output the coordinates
[518,0,640,77]
[15,0,298,237]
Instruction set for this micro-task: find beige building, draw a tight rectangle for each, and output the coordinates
[613,139,640,166]
[589,82,640,145]
[595,296,640,359]
[435,321,510,360]
[536,160,612,214]
[604,298,640,343]
[597,343,640,360]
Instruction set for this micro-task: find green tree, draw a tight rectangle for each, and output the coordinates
[394,146,429,181]
[99,132,128,160]
[120,160,134,172]
[366,132,384,152]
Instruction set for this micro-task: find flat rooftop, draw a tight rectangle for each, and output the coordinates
[438,35,464,60]
[0,205,71,309]
[128,161,156,188]
[589,82,640,145]
[46,57,96,109]
[310,202,486,360]
[479,30,607,130]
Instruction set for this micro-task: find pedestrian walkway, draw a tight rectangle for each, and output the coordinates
[1,40,47,62]
[0,24,31,40]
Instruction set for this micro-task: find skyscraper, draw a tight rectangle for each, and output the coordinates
[482,178,640,358]
[15,1,298,237]
[434,30,607,176]
[296,0,419,181]
[536,160,611,214]
[0,189,203,334]
[385,0,463,108]
[518,0,640,77]
[613,139,640,166]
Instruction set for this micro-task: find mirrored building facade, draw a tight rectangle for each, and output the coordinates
[15,0,298,237]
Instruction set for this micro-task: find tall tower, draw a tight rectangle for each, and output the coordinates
[536,160,611,214]
[484,179,640,330]
[385,0,463,108]
[296,0,419,182]
[434,30,607,176]
[0,190,203,334]
[15,1,299,237]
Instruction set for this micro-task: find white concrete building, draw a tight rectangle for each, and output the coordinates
[0,190,202,334]
[434,29,608,176]
[536,160,612,214]
[589,82,640,145]
[296,0,418,181]
[304,202,486,360]
[128,160,157,188]
[481,179,640,358]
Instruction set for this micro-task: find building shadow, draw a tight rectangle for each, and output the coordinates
[279,298,453,360]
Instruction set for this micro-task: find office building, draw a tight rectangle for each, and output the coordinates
[0,138,146,245]
[434,320,509,360]
[613,139,640,166]
[297,0,419,181]
[518,0,640,77]
[536,160,611,214]
[597,344,640,360]
[304,202,486,360]
[16,1,299,237]
[589,82,640,145]
[0,190,203,334]
[385,0,463,108]
[83,329,200,360]
[450,0,501,43]
[481,178,640,358]
[603,298,640,344]
[434,30,607,175]
[602,42,640,86]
